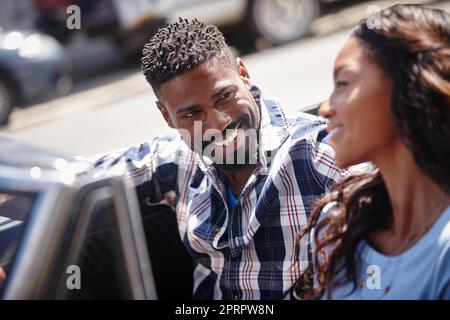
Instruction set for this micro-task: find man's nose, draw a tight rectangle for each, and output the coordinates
[318,98,335,119]
[204,109,232,133]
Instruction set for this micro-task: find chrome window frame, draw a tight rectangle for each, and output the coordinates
[0,161,157,300]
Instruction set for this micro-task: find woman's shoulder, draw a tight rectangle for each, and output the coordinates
[437,206,450,246]
[432,206,450,299]
[317,201,340,223]
[434,206,450,269]
[310,201,341,248]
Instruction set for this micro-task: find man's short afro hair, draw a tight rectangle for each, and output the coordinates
[141,18,235,90]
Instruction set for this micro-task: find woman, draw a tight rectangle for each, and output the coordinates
[296,4,450,299]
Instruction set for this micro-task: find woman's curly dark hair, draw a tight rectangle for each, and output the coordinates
[295,4,450,300]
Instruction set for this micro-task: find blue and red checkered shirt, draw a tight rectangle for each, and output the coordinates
[94,86,342,299]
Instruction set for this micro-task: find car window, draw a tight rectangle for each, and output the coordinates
[0,176,155,300]
[0,188,135,299]
[63,197,130,299]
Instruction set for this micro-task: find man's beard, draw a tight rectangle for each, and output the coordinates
[213,143,259,171]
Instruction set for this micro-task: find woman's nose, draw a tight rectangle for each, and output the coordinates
[318,98,335,119]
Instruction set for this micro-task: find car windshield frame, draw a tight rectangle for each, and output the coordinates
[0,151,157,300]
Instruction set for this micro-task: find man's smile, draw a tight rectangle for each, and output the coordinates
[212,121,241,147]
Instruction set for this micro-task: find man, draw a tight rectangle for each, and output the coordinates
[95,18,341,299]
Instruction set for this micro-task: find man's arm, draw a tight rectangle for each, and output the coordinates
[309,127,343,191]
[91,134,183,207]
[290,113,343,191]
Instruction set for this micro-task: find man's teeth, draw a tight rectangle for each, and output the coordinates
[212,128,239,147]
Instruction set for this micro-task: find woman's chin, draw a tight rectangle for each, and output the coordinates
[335,151,370,169]
[335,153,355,169]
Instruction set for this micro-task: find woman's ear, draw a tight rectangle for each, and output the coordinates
[156,101,175,128]
[236,57,252,89]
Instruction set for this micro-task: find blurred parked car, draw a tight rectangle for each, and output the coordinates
[31,0,348,58]
[0,28,72,125]
[0,134,193,300]
[161,0,353,45]
[113,0,331,48]
[33,0,166,56]
[162,0,319,45]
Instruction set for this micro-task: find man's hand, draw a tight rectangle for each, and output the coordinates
[0,266,6,282]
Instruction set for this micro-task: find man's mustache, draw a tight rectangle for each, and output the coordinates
[202,114,252,149]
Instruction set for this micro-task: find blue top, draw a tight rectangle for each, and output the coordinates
[226,183,238,210]
[319,205,450,300]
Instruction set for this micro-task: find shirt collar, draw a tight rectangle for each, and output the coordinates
[251,85,290,173]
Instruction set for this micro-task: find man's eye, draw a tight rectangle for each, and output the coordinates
[218,91,232,102]
[185,111,199,118]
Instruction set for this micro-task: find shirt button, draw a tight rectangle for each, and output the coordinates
[214,227,221,234]
[233,295,240,300]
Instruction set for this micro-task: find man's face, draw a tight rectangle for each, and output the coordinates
[156,57,261,168]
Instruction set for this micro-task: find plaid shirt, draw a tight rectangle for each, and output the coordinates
[94,86,341,300]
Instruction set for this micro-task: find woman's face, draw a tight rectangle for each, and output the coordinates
[320,36,400,168]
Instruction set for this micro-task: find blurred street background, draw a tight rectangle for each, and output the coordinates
[0,0,449,156]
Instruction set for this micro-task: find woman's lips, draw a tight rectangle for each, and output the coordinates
[327,124,344,141]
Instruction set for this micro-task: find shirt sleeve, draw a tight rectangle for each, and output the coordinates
[310,128,343,192]
[89,134,183,206]
[289,114,344,192]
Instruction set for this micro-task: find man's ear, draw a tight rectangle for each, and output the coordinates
[156,101,175,128]
[236,57,252,89]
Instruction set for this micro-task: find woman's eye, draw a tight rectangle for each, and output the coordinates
[335,80,348,87]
